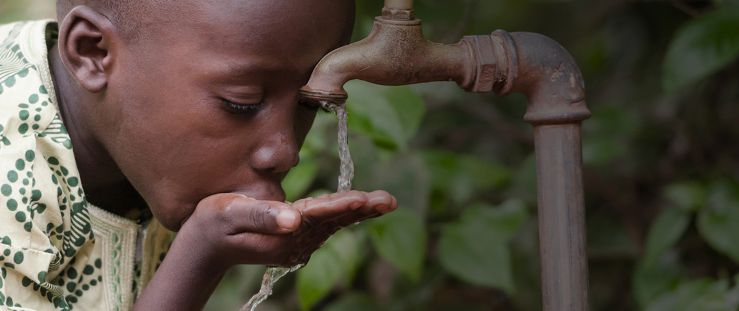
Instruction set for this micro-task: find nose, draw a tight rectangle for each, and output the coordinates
[249,129,300,175]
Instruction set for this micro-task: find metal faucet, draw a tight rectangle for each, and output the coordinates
[300,1,591,310]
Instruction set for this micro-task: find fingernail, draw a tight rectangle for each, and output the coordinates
[277,210,299,230]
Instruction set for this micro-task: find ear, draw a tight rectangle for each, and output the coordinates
[57,6,118,93]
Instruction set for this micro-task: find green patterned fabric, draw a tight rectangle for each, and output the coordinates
[0,20,175,311]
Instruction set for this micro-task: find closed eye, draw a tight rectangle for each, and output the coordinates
[222,99,264,114]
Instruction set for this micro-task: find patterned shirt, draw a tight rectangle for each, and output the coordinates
[0,20,175,311]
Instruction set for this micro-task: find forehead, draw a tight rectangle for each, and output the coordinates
[139,0,352,75]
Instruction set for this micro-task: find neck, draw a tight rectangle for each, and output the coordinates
[49,43,146,217]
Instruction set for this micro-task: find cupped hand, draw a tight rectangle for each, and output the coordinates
[180,190,396,269]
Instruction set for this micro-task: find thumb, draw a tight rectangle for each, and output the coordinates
[224,197,301,234]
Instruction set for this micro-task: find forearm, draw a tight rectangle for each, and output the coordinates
[134,233,227,311]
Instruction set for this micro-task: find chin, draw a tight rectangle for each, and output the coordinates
[147,198,197,232]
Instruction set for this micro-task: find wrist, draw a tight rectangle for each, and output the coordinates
[168,224,232,276]
[135,226,228,311]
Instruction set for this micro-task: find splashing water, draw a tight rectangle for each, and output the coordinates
[240,265,303,311]
[241,100,353,311]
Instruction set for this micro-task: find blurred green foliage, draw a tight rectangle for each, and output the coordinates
[4,0,739,310]
[0,0,55,23]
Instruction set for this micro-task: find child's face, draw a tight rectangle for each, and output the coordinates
[94,1,353,230]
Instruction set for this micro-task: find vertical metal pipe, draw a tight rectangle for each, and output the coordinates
[533,123,589,311]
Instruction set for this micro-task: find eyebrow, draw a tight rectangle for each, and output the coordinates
[204,57,305,88]
[222,57,299,77]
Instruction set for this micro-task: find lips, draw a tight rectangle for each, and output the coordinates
[230,183,287,202]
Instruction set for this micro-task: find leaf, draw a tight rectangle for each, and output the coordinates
[438,200,528,293]
[345,80,426,150]
[204,265,265,311]
[633,253,685,309]
[297,230,362,311]
[423,150,510,205]
[370,153,431,216]
[581,106,639,167]
[282,154,319,202]
[302,111,336,152]
[368,208,427,281]
[662,8,739,92]
[643,207,691,266]
[664,181,708,212]
[505,154,538,205]
[384,85,426,141]
[587,209,638,257]
[697,181,739,264]
[646,277,739,311]
[324,293,378,311]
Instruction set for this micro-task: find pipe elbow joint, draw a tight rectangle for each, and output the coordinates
[490,31,591,125]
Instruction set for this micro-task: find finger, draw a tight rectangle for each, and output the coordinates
[321,191,397,229]
[365,190,397,214]
[292,190,369,217]
[322,190,396,225]
[222,196,301,234]
[286,191,397,267]
[294,190,397,229]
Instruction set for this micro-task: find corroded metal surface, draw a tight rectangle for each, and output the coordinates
[299,17,475,103]
[299,0,591,310]
[534,124,589,311]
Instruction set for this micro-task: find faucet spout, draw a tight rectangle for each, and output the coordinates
[300,16,476,103]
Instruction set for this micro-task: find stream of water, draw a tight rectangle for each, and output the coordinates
[241,100,353,311]
[329,102,354,192]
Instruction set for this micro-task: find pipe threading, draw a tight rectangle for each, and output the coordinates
[381,7,415,20]
[491,30,518,95]
[460,30,515,94]
[383,0,413,10]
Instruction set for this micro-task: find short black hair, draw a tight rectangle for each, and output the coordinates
[56,0,355,43]
[56,0,160,41]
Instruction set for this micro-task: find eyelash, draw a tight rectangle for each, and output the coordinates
[222,99,264,114]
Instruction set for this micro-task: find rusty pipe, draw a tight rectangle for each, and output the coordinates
[301,28,591,126]
[488,31,590,311]
[487,33,590,310]
[299,17,475,103]
[533,124,589,311]
[299,5,591,311]
[493,31,590,124]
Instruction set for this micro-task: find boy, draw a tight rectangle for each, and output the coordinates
[0,0,396,310]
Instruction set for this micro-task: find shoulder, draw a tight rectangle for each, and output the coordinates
[0,20,97,310]
[0,20,60,140]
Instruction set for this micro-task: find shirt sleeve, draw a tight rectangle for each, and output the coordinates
[0,125,72,310]
[0,20,96,311]
[0,77,92,310]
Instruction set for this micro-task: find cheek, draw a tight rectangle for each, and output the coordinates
[101,48,257,228]
[102,79,250,226]
[110,106,255,229]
